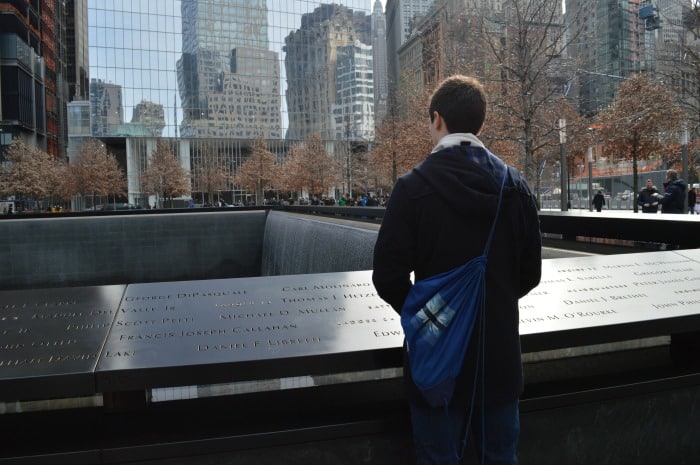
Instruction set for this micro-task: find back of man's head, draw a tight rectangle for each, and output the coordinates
[666,169,678,181]
[429,75,487,135]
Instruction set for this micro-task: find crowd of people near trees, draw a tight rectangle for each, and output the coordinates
[0,127,398,214]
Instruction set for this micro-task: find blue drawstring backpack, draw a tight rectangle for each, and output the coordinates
[401,171,507,408]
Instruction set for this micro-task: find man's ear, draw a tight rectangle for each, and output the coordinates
[434,112,444,131]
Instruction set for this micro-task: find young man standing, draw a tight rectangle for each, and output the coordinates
[372,75,542,465]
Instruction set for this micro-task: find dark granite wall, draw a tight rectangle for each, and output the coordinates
[0,211,267,290]
[261,211,378,276]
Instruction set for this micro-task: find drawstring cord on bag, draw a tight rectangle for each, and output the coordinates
[455,171,507,463]
[456,278,486,462]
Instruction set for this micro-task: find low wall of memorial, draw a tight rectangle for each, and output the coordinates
[1,210,700,464]
[0,209,380,291]
[0,210,269,290]
[9,206,698,291]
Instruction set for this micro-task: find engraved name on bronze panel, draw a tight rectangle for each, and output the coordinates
[0,285,125,400]
[96,271,403,390]
[519,250,700,335]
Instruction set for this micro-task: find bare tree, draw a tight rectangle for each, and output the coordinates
[374,0,584,200]
[278,143,305,196]
[281,134,340,200]
[0,139,59,207]
[63,139,126,208]
[371,83,434,188]
[478,0,584,185]
[0,139,71,210]
[370,100,404,190]
[337,116,373,199]
[597,73,685,212]
[44,154,69,208]
[191,141,230,206]
[234,136,280,205]
[346,146,375,198]
[141,140,190,208]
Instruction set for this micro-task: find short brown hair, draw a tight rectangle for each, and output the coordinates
[428,75,487,134]
[666,169,678,180]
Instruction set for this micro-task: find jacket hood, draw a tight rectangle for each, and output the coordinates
[674,178,686,188]
[413,145,511,219]
[664,178,687,190]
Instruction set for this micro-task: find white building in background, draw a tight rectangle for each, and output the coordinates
[284,4,372,141]
[333,41,375,141]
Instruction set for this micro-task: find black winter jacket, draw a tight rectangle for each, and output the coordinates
[372,144,542,408]
[660,178,687,213]
[637,187,659,213]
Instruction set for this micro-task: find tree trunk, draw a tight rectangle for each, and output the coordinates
[632,152,639,213]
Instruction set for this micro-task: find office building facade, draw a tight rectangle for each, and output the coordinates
[89,78,123,137]
[566,0,647,116]
[131,100,166,137]
[66,0,90,102]
[0,0,77,158]
[176,0,282,139]
[284,4,372,141]
[333,41,375,141]
[385,0,435,86]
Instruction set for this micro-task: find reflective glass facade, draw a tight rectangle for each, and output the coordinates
[87,0,378,141]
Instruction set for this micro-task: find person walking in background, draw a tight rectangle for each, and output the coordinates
[372,75,542,465]
[688,187,696,214]
[637,179,660,213]
[592,190,606,212]
[658,169,687,214]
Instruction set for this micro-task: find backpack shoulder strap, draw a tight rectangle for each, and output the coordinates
[483,168,509,256]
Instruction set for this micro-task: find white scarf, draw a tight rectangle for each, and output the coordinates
[431,133,485,154]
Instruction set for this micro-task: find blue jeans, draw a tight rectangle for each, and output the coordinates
[409,399,520,465]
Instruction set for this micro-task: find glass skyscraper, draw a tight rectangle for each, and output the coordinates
[88,1,184,139]
[85,0,378,205]
[284,4,372,141]
[87,0,375,140]
[177,0,281,138]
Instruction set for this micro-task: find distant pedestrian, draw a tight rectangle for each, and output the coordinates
[688,187,696,214]
[592,190,605,212]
